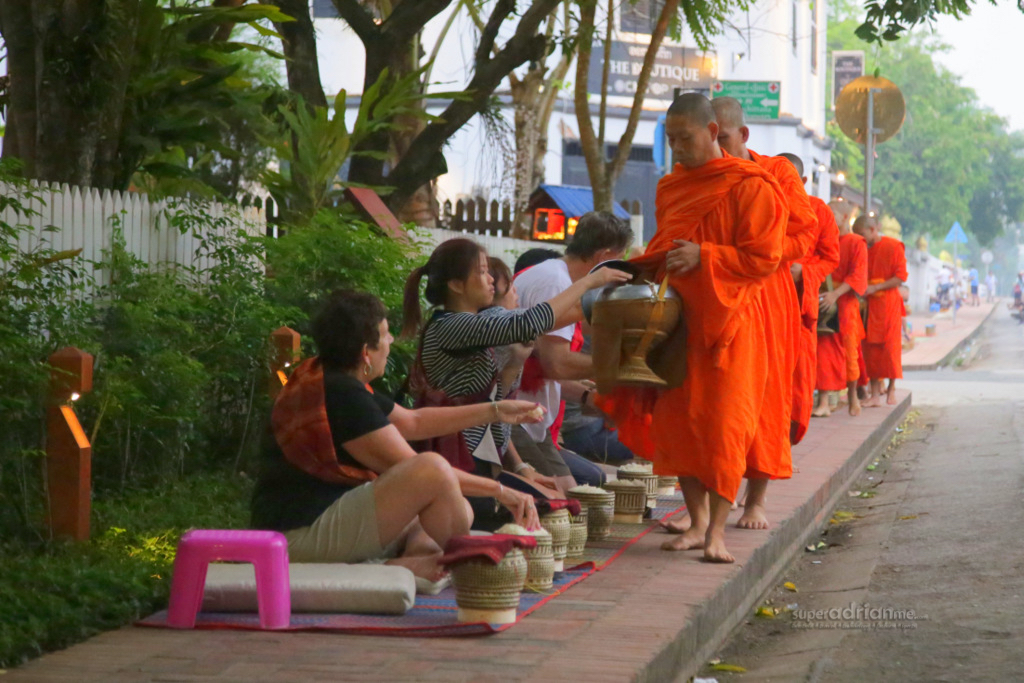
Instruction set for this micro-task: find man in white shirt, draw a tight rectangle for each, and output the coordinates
[513,211,634,491]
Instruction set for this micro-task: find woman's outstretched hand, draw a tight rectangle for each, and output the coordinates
[495,400,546,425]
[582,266,633,290]
[497,486,540,529]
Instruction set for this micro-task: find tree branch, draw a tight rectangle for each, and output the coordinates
[386,0,562,209]
[476,0,513,68]
[573,0,607,201]
[382,0,453,44]
[609,0,681,184]
[331,0,379,43]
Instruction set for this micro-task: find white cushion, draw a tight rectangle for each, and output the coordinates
[200,562,416,615]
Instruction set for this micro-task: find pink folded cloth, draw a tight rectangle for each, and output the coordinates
[439,534,538,566]
[535,499,582,517]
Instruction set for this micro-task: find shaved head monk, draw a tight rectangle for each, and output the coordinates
[814,202,868,416]
[597,93,786,562]
[709,97,817,531]
[777,154,840,433]
[852,214,907,406]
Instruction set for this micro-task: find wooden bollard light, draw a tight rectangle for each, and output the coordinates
[47,346,94,542]
[269,326,300,398]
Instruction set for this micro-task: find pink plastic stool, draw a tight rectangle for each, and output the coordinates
[167,529,291,629]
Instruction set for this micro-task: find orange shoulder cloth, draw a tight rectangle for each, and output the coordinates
[643,154,781,259]
[271,357,378,487]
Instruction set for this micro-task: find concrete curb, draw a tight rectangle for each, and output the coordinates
[642,393,913,683]
[904,304,999,371]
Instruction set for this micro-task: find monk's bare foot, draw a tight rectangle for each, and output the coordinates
[661,525,706,551]
[849,399,862,416]
[736,503,770,530]
[731,500,739,510]
[812,404,831,417]
[387,553,446,582]
[886,389,897,405]
[702,533,735,563]
[659,517,689,534]
[863,395,882,408]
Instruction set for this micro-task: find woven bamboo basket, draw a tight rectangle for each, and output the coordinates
[566,509,588,558]
[617,469,659,510]
[566,489,616,540]
[657,475,678,496]
[523,531,554,591]
[539,509,570,572]
[451,548,528,624]
[605,479,647,524]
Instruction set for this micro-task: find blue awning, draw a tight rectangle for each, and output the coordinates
[536,184,631,220]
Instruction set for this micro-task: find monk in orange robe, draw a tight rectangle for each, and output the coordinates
[853,215,908,405]
[813,202,868,416]
[710,98,816,531]
[597,93,786,563]
[778,154,840,440]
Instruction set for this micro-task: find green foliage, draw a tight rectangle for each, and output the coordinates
[828,11,1023,243]
[263,210,420,396]
[262,68,452,224]
[78,206,298,490]
[0,163,98,535]
[0,473,251,669]
[855,0,974,44]
[120,0,291,195]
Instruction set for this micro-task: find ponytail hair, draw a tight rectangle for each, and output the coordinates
[401,238,485,339]
[401,265,429,339]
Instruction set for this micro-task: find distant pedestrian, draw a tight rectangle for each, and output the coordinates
[986,272,997,302]
[969,267,980,306]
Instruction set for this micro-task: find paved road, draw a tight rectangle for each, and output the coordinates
[698,309,1024,682]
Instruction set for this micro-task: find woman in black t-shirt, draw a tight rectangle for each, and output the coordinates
[252,290,545,581]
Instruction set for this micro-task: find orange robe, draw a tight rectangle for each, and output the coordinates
[790,196,841,442]
[817,232,868,391]
[745,151,817,477]
[863,236,908,379]
[598,155,786,502]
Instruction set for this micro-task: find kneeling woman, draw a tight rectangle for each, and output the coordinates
[251,290,541,579]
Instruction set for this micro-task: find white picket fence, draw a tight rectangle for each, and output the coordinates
[415,226,541,269]
[4,181,549,294]
[3,181,266,289]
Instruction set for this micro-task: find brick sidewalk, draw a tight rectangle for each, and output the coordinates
[6,395,910,683]
[903,301,999,370]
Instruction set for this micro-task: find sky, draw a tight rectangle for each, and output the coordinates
[931,2,1024,132]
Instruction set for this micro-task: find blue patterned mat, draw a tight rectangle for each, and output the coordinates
[138,492,685,636]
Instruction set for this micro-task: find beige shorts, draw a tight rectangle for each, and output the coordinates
[283,482,402,563]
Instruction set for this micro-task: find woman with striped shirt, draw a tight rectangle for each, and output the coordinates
[402,238,628,528]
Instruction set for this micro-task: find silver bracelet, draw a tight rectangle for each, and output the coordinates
[514,462,534,474]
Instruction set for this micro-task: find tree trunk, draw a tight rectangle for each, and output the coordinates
[273,0,328,108]
[510,70,545,239]
[573,0,611,211]
[574,0,680,212]
[0,1,141,188]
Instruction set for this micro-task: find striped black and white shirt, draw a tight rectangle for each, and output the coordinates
[419,303,555,455]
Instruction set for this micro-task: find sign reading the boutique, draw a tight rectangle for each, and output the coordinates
[587,41,716,103]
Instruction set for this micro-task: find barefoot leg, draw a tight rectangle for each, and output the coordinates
[704,492,735,563]
[886,379,897,405]
[662,477,708,551]
[863,379,883,407]
[659,512,690,534]
[847,382,862,416]
[812,390,832,417]
[736,478,770,530]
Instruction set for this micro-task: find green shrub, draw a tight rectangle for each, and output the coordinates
[0,473,251,669]
[0,166,98,537]
[264,209,420,397]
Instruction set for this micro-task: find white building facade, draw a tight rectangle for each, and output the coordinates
[310,0,832,239]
